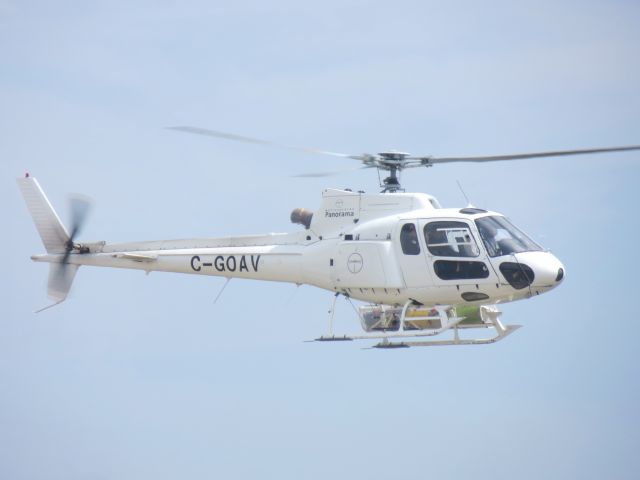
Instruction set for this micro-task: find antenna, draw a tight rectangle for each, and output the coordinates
[456,180,473,207]
[213,277,232,303]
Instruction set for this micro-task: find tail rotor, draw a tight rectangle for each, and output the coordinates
[61,195,92,266]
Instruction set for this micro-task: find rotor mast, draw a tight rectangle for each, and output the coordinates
[378,152,413,193]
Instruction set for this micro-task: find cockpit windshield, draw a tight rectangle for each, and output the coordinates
[475,216,542,257]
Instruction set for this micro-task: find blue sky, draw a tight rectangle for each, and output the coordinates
[2,1,640,479]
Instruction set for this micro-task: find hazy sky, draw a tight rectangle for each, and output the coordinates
[2,1,640,479]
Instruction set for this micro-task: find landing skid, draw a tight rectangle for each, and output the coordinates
[370,323,521,348]
[314,297,521,348]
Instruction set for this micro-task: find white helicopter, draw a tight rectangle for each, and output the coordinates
[18,128,640,348]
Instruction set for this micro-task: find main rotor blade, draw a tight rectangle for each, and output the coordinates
[292,171,343,178]
[169,126,363,160]
[423,145,640,164]
[292,166,373,178]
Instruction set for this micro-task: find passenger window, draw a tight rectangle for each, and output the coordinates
[424,221,479,257]
[400,223,420,255]
[434,260,490,280]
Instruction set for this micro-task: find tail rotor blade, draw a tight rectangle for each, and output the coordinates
[60,195,93,267]
[69,195,91,240]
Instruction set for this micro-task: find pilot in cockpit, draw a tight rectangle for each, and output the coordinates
[478,221,500,257]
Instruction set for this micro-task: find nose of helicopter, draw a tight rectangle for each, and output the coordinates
[497,251,565,293]
[514,251,565,290]
[532,252,565,288]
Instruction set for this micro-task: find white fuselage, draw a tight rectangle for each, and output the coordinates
[32,188,565,308]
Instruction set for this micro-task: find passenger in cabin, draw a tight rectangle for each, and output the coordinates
[400,223,420,255]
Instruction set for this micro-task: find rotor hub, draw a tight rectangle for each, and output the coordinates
[376,152,411,193]
[378,151,411,161]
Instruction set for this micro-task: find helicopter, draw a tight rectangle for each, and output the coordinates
[17,128,640,348]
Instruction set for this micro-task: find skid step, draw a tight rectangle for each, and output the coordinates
[372,342,410,349]
[314,335,353,342]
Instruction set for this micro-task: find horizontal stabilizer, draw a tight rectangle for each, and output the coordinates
[116,252,158,262]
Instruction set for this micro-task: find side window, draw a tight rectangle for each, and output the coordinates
[434,260,490,280]
[424,221,479,257]
[400,223,420,255]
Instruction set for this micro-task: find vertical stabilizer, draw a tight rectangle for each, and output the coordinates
[16,176,70,254]
[18,175,79,311]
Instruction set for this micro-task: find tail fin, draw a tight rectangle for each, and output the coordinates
[17,175,78,310]
[34,263,80,312]
[16,176,70,253]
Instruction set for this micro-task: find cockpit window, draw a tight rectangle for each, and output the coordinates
[400,223,420,255]
[423,221,480,257]
[475,216,542,257]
